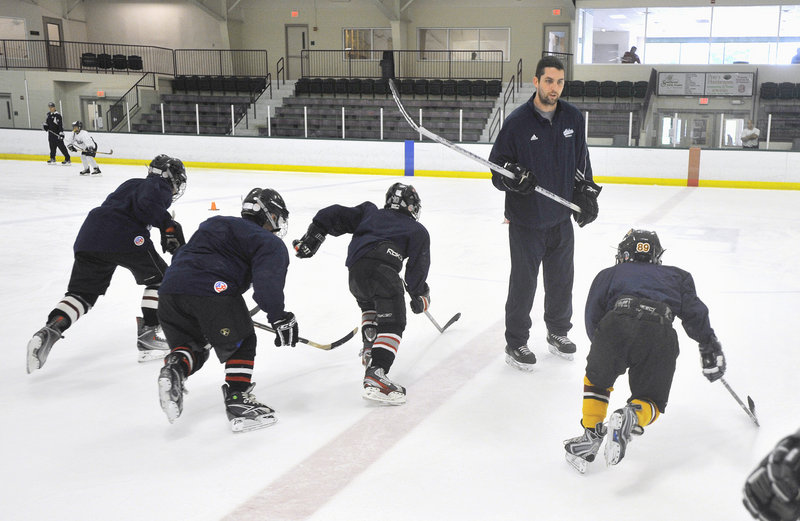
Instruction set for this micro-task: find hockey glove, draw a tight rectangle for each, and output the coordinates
[160,220,186,254]
[410,284,431,314]
[699,335,726,382]
[84,147,96,157]
[743,431,800,521]
[58,132,65,140]
[271,312,298,347]
[292,222,326,259]
[572,178,602,227]
[68,145,77,152]
[500,162,537,195]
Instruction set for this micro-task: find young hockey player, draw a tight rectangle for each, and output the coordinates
[65,120,101,175]
[156,187,298,433]
[26,155,187,373]
[43,102,71,165]
[743,428,800,521]
[292,182,431,405]
[563,229,726,472]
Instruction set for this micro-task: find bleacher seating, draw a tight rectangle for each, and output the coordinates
[760,82,778,100]
[171,75,267,98]
[599,81,616,98]
[616,80,633,99]
[633,80,648,98]
[584,80,600,98]
[778,82,796,100]
[132,93,251,135]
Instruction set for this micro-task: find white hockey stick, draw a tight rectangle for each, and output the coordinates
[387,79,580,213]
[719,377,759,427]
[424,310,461,334]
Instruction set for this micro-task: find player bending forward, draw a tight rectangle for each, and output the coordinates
[26,155,187,373]
[744,428,800,521]
[66,120,101,175]
[563,229,726,472]
[157,188,298,433]
[292,183,431,405]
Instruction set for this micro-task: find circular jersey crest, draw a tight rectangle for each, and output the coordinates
[214,281,228,293]
[133,236,145,246]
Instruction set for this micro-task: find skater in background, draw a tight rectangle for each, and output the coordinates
[43,102,71,165]
[65,120,101,175]
[743,428,800,520]
[26,154,187,373]
[157,187,297,433]
[563,229,726,472]
[292,182,430,405]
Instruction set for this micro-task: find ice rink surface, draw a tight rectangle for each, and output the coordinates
[2,159,797,520]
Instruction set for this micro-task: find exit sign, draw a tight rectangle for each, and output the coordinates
[553,9,561,16]
[291,10,298,17]
[699,97,709,104]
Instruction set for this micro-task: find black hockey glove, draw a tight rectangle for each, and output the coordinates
[500,162,537,195]
[271,312,298,347]
[58,132,64,140]
[68,145,77,152]
[699,335,726,382]
[410,283,431,314]
[84,147,96,157]
[743,431,800,521]
[572,178,602,227]
[292,222,326,259]
[160,220,185,254]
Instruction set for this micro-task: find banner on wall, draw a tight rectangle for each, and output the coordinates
[657,72,754,96]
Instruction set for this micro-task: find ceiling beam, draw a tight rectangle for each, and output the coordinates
[188,0,225,22]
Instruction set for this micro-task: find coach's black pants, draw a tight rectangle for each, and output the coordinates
[48,134,71,161]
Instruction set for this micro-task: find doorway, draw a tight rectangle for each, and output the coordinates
[42,16,66,71]
[80,98,105,131]
[0,94,14,128]
[285,24,309,80]
[657,112,717,148]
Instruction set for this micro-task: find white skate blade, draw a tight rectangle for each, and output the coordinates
[362,386,406,405]
[604,413,625,466]
[138,349,168,363]
[26,336,44,374]
[504,354,535,372]
[158,377,181,423]
[565,452,589,474]
[547,344,574,361]
[231,414,278,433]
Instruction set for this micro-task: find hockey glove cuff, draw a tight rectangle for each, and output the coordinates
[500,162,537,195]
[272,312,298,347]
[292,222,326,258]
[572,179,602,227]
[160,220,186,254]
[743,431,800,521]
[699,335,726,382]
[410,283,431,314]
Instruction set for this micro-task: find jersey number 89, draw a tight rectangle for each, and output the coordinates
[636,242,651,252]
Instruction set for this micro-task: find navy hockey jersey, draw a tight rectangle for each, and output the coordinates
[159,216,289,322]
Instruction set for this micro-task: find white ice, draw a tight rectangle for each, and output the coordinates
[2,159,797,521]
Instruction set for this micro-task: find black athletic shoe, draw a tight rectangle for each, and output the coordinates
[222,383,277,432]
[47,159,57,164]
[546,332,577,360]
[505,344,536,371]
[62,159,71,165]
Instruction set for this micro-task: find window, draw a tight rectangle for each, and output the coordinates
[418,27,510,60]
[342,28,392,60]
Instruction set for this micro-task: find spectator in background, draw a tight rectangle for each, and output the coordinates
[791,47,800,64]
[741,120,760,149]
[621,46,641,64]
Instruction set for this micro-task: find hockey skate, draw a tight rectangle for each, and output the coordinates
[546,332,577,361]
[605,404,644,466]
[564,422,607,474]
[90,168,102,176]
[363,365,406,405]
[222,383,277,433]
[158,353,187,423]
[137,317,169,362]
[79,169,90,176]
[26,317,67,374]
[505,344,536,371]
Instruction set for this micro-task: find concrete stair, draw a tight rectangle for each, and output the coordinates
[234,79,297,136]
[479,82,535,143]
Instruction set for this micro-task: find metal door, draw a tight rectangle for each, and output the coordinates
[42,17,66,71]
[285,24,309,80]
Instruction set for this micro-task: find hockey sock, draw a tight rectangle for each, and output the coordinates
[370,333,400,372]
[225,334,256,393]
[50,293,92,331]
[630,398,659,426]
[141,286,160,326]
[582,376,613,428]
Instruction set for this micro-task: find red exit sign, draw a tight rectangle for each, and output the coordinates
[552,9,561,16]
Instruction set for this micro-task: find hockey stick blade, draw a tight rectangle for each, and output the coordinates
[387,79,580,213]
[252,320,357,351]
[423,310,460,334]
[719,377,760,427]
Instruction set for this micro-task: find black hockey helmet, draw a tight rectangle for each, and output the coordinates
[384,182,421,220]
[148,154,187,201]
[71,120,82,132]
[241,187,289,237]
[616,229,664,265]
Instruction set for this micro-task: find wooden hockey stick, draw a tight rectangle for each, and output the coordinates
[252,320,357,351]
[424,310,461,334]
[719,377,759,427]
[387,79,580,213]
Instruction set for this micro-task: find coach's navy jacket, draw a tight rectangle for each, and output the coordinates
[74,176,173,253]
[585,261,716,344]
[159,216,289,322]
[311,202,430,297]
[489,96,592,229]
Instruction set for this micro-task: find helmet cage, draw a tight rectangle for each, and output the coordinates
[148,155,186,202]
[241,188,289,238]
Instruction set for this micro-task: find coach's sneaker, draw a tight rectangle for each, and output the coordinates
[505,344,536,371]
[158,353,187,423]
[137,317,169,362]
[62,159,71,165]
[223,383,277,433]
[605,403,644,466]
[564,421,607,474]
[546,332,577,361]
[47,158,57,164]
[363,365,406,405]
[26,316,68,374]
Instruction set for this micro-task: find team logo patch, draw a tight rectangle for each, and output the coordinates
[214,281,228,293]
[220,328,230,336]
[563,128,574,138]
[134,236,145,246]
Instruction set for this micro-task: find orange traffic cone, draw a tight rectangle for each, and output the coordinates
[209,201,219,211]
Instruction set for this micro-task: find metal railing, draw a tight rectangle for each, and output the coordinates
[174,49,268,77]
[488,76,518,142]
[301,49,503,80]
[276,57,285,88]
[105,72,157,131]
